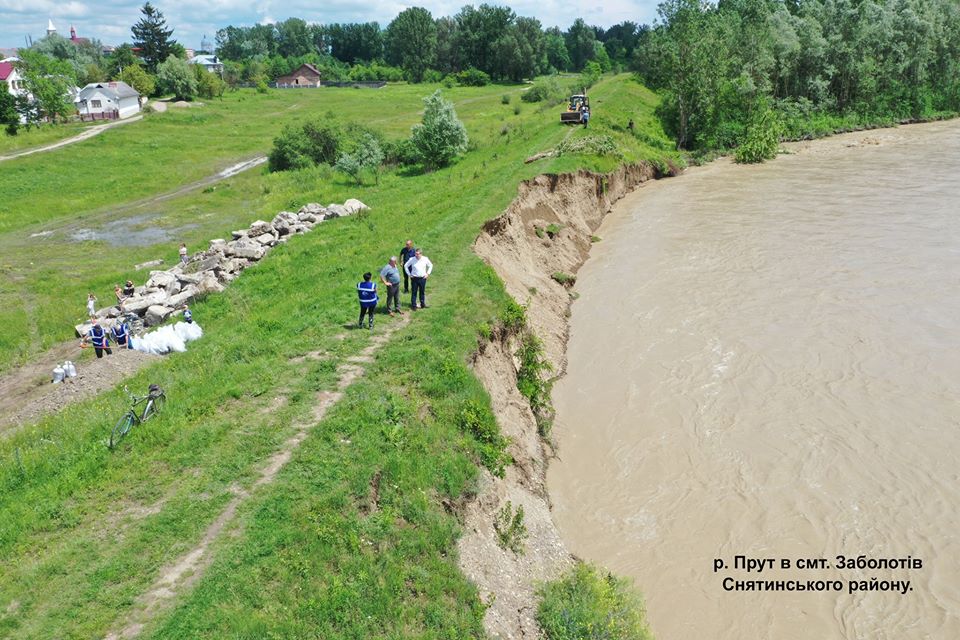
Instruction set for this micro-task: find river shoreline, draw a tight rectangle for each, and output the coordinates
[466,118,959,638]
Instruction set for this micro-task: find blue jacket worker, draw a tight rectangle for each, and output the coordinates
[357,272,378,330]
[183,305,193,323]
[84,317,113,358]
[111,319,131,349]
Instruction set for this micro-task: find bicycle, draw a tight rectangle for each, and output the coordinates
[110,384,166,449]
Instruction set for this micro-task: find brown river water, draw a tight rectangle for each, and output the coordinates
[547,120,960,640]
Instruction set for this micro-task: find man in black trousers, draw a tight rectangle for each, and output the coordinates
[399,239,416,293]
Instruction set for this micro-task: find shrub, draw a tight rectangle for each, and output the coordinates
[500,299,526,330]
[423,69,444,83]
[269,121,343,172]
[456,67,491,86]
[382,137,419,166]
[579,61,602,90]
[735,106,784,163]
[255,78,268,94]
[551,272,576,287]
[516,333,553,435]
[538,562,652,640]
[494,501,528,554]
[513,104,521,115]
[521,77,563,103]
[195,66,226,99]
[457,399,510,477]
[335,133,385,185]
[410,90,468,170]
[156,55,197,100]
[501,94,511,104]
[442,75,456,88]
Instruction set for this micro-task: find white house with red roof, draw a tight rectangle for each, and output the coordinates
[0,59,27,98]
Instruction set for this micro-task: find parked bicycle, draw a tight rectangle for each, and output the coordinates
[110,384,166,449]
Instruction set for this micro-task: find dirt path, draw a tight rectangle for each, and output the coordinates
[0,116,143,163]
[102,315,410,640]
[0,341,160,435]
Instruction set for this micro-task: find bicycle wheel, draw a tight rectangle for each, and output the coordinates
[142,393,165,422]
[110,413,135,449]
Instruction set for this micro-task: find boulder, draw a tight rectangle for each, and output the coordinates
[146,271,178,290]
[134,258,164,270]
[184,255,220,274]
[167,288,196,308]
[253,232,277,247]
[75,322,92,337]
[248,220,272,236]
[343,198,369,215]
[231,229,248,240]
[209,238,227,252]
[291,223,309,234]
[298,210,324,223]
[325,204,348,219]
[177,271,204,285]
[298,202,326,215]
[271,211,299,235]
[145,305,174,326]
[96,306,122,319]
[123,292,169,315]
[196,274,225,295]
[225,239,265,260]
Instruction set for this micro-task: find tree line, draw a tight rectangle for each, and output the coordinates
[632,0,960,157]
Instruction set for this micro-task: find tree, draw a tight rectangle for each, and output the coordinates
[107,43,139,77]
[435,16,459,73]
[386,7,438,82]
[119,64,156,96]
[156,55,197,100]
[410,90,468,169]
[0,81,20,135]
[566,18,598,70]
[545,27,572,71]
[194,65,226,99]
[132,2,175,72]
[16,50,77,123]
[454,4,516,76]
[335,133,385,184]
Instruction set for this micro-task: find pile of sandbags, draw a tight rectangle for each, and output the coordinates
[132,321,204,355]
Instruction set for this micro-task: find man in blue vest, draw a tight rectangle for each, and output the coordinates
[111,318,131,349]
[83,317,113,358]
[357,272,378,330]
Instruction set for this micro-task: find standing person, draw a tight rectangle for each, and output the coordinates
[356,272,378,330]
[86,292,97,317]
[179,243,189,264]
[379,257,402,316]
[404,248,433,311]
[111,318,131,349]
[83,317,113,358]
[114,284,125,305]
[399,239,416,293]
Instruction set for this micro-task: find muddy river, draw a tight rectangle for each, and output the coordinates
[548,120,960,640]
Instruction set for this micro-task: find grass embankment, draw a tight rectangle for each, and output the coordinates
[0,74,674,638]
[0,120,94,155]
[0,82,589,372]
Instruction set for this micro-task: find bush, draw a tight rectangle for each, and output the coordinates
[442,75,456,88]
[521,77,563,104]
[551,272,576,287]
[255,79,268,94]
[579,61,602,90]
[501,94,511,104]
[516,333,552,435]
[457,399,510,477]
[735,105,784,163]
[156,55,197,100]
[538,562,652,640]
[335,133,385,185]
[456,67,491,87]
[410,90,469,170]
[382,137,419,166]
[195,66,226,99]
[269,121,343,172]
[423,69,444,83]
[494,501,527,554]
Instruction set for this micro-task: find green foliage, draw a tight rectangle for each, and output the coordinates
[544,223,563,237]
[132,2,176,73]
[516,333,553,435]
[501,94,511,104]
[269,120,342,171]
[494,501,528,554]
[551,272,576,287]
[538,562,652,640]
[348,61,404,82]
[0,82,19,136]
[335,133,385,184]
[385,7,438,82]
[15,50,77,123]
[255,78,269,94]
[499,299,527,331]
[156,55,197,100]
[580,61,602,90]
[513,103,521,115]
[457,399,510,477]
[410,90,468,169]
[734,106,784,164]
[521,77,563,103]
[194,66,227,99]
[456,68,491,87]
[118,64,156,97]
[590,235,601,243]
[556,135,621,158]
[381,137,419,166]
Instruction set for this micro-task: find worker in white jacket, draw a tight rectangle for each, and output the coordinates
[404,248,433,310]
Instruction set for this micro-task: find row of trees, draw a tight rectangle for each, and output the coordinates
[215,6,644,82]
[633,0,960,153]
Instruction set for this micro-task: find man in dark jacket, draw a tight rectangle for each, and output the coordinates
[399,239,416,293]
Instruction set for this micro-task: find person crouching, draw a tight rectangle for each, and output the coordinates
[357,272,378,330]
[111,317,132,349]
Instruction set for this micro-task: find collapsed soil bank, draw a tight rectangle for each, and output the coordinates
[464,162,673,638]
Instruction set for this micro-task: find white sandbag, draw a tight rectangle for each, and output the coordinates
[132,321,202,355]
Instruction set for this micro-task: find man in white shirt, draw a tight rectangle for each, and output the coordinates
[403,248,433,310]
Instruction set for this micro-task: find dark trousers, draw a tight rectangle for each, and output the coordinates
[403,271,410,293]
[358,305,375,327]
[410,277,427,308]
[94,346,113,358]
[385,283,400,311]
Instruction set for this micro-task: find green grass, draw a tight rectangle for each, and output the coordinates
[0,74,674,638]
[0,120,95,155]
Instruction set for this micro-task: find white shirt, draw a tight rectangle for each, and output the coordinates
[404,255,433,277]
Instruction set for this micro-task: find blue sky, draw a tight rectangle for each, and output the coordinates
[0,0,660,51]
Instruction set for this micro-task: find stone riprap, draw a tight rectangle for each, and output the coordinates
[75,200,369,338]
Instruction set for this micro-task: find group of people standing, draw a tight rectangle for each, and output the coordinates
[357,239,434,330]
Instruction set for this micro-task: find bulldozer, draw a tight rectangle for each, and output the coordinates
[560,92,590,126]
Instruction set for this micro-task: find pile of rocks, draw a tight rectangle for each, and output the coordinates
[75,199,369,337]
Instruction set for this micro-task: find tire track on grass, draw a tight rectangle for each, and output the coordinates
[102,314,410,640]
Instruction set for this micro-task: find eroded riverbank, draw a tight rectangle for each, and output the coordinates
[547,119,960,640]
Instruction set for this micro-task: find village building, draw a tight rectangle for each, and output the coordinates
[0,59,27,98]
[275,63,322,88]
[188,54,223,75]
[75,81,141,121]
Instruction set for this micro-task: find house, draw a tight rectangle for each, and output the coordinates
[275,63,322,88]
[188,54,223,75]
[75,81,141,121]
[0,59,26,97]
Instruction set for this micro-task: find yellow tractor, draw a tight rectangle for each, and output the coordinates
[560,93,590,126]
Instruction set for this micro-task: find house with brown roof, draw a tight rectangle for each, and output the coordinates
[275,64,322,88]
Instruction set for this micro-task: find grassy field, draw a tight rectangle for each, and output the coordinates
[0,74,675,638]
[0,119,96,155]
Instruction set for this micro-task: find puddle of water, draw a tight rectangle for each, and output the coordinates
[66,213,199,247]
